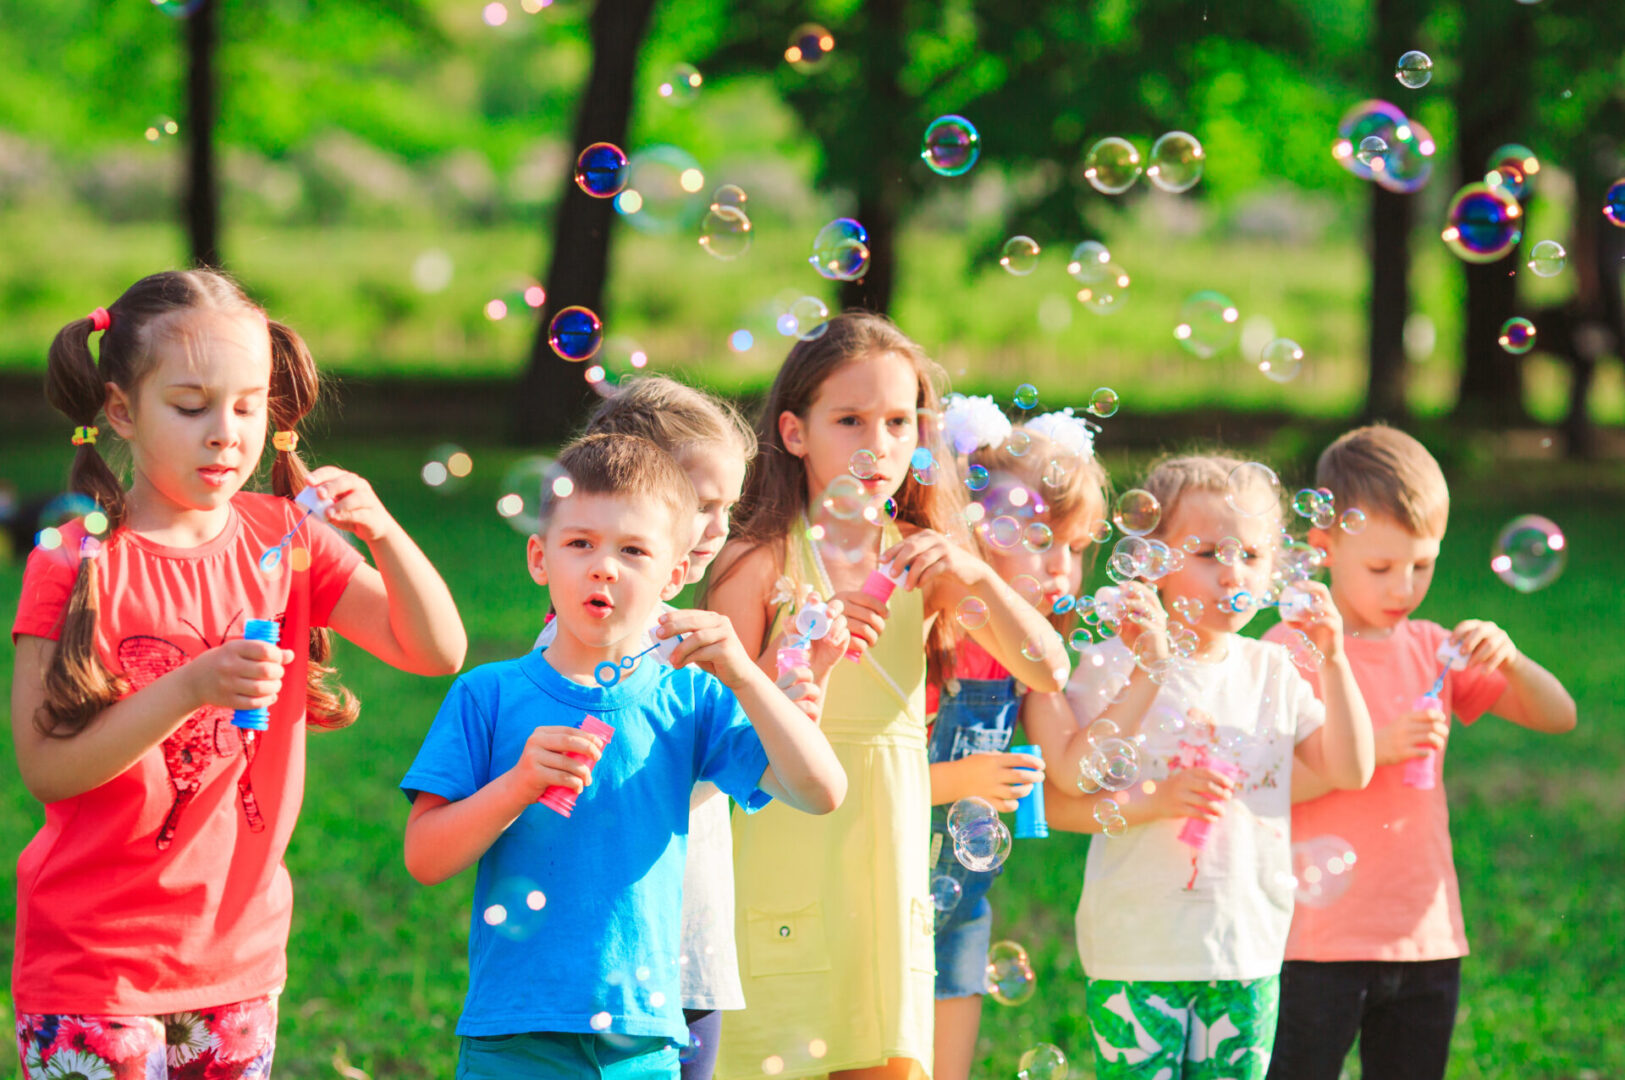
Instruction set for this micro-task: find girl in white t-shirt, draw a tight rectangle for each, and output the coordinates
[1025,454,1374,1080]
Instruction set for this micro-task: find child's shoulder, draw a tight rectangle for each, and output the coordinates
[232,489,299,525]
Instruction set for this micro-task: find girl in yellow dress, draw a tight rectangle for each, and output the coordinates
[707,312,1068,1080]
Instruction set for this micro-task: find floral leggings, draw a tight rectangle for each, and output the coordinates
[1086,976,1280,1080]
[15,992,277,1080]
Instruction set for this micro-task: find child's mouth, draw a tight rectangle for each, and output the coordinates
[585,595,614,619]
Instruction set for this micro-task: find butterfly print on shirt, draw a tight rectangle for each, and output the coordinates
[116,613,282,850]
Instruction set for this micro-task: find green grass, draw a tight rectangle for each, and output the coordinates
[0,436,1619,1079]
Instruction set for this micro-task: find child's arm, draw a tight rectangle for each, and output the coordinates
[1045,765,1236,834]
[1020,690,1097,794]
[882,529,1067,691]
[929,753,1043,812]
[1452,620,1577,733]
[1289,583,1375,791]
[660,609,846,815]
[403,725,605,885]
[706,541,857,702]
[310,465,467,677]
[10,634,293,804]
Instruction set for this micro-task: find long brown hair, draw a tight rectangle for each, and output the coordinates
[38,269,356,737]
[713,310,966,675]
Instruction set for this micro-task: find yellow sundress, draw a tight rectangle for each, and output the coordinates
[719,524,935,1080]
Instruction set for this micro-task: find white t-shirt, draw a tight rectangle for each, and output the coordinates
[1067,635,1326,981]
[535,605,746,1010]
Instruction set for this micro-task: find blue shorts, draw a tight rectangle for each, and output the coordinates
[933,897,993,999]
[456,1032,679,1079]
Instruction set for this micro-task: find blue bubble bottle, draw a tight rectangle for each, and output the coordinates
[232,619,280,732]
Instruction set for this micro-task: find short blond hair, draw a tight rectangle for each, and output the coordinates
[587,375,756,463]
[551,433,699,547]
[1315,425,1448,537]
[1140,452,1281,537]
[971,431,1109,546]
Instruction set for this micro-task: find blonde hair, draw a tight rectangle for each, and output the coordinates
[1140,451,1283,539]
[586,375,756,464]
[971,432,1109,551]
[553,433,699,545]
[1315,424,1448,537]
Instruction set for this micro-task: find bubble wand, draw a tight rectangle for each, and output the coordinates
[1404,640,1466,790]
[257,486,332,574]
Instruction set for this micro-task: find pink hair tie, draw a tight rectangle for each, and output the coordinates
[88,308,111,332]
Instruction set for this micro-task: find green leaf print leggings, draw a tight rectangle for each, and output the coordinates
[1085,975,1280,1080]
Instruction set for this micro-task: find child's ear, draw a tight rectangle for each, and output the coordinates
[104,381,135,439]
[661,555,690,601]
[1306,527,1334,566]
[526,533,549,586]
[778,410,807,458]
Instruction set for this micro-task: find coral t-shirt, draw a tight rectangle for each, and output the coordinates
[10,492,363,1014]
[1263,618,1506,962]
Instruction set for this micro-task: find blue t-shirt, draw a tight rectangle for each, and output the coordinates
[401,648,772,1039]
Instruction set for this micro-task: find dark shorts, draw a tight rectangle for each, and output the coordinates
[933,897,994,999]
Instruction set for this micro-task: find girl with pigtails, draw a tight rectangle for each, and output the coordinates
[9,269,466,1079]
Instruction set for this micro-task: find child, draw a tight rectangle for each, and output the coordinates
[10,270,466,1079]
[533,377,790,1080]
[401,433,845,1079]
[1028,453,1374,1080]
[706,312,1068,1080]
[1265,425,1576,1080]
[926,412,1110,1080]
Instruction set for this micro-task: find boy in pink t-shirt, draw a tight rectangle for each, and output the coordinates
[1265,425,1576,1080]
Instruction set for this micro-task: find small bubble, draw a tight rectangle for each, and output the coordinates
[1498,317,1537,355]
[1340,508,1367,534]
[1147,131,1204,193]
[1013,383,1040,409]
[549,306,604,361]
[921,115,981,177]
[999,236,1041,276]
[1084,137,1142,195]
[1088,387,1120,417]
[1395,50,1433,89]
[1259,338,1304,383]
[956,596,990,630]
[574,142,629,198]
[1527,239,1566,277]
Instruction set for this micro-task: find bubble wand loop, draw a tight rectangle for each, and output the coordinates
[256,486,332,574]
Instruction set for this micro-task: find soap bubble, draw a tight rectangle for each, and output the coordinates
[699,203,752,259]
[1017,1043,1069,1080]
[1225,462,1282,518]
[421,444,473,493]
[1174,291,1241,358]
[1076,266,1131,314]
[1332,99,1406,182]
[1376,116,1437,195]
[1216,536,1247,568]
[495,456,558,534]
[657,62,703,104]
[784,23,835,72]
[1291,835,1358,908]
[1485,143,1539,201]
[987,515,1022,549]
[548,306,603,361]
[1022,523,1054,554]
[985,941,1037,1006]
[922,115,981,177]
[615,146,706,233]
[1090,520,1114,545]
[482,876,549,941]
[1086,737,1139,792]
[1171,595,1204,626]
[1259,338,1304,383]
[1442,182,1523,264]
[1088,387,1120,417]
[574,142,629,198]
[965,465,990,492]
[1013,383,1040,409]
[848,449,879,481]
[1340,508,1368,534]
[953,817,1013,872]
[1606,180,1625,228]
[810,218,871,281]
[1395,50,1433,88]
[1356,135,1388,170]
[1068,628,1093,651]
[788,296,832,341]
[1113,489,1161,537]
[1181,534,1202,554]
[1527,240,1566,277]
[1004,430,1033,456]
[1067,241,1112,283]
[1498,317,1537,355]
[930,874,963,913]
[956,595,990,630]
[1020,636,1050,663]
[678,1034,703,1065]
[1490,515,1565,592]
[947,796,998,838]
[1084,137,1142,195]
[1147,131,1204,193]
[1000,237,1041,276]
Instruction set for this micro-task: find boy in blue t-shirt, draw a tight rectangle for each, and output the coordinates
[402,433,847,1079]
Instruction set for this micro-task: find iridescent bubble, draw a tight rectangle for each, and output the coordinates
[1356,135,1389,170]
[1067,241,1112,283]
[1485,143,1539,201]
[1490,514,1565,592]
[1171,595,1204,626]
[495,456,557,535]
[1022,523,1054,554]
[784,23,835,72]
[1225,462,1282,518]
[1442,182,1523,263]
[1113,489,1161,537]
[1340,508,1368,534]
[1076,264,1131,314]
[1332,99,1406,182]
[1011,574,1043,607]
[616,146,706,233]
[947,796,998,838]
[1068,627,1093,651]
[789,296,832,341]
[930,874,962,912]
[1085,718,1120,746]
[1394,50,1433,89]
[1005,430,1033,456]
[1088,387,1120,417]
[549,306,603,361]
[574,142,629,198]
[657,62,703,104]
[921,115,981,177]
[1291,835,1358,908]
[953,817,1013,872]
[956,595,990,630]
[1092,799,1121,829]
[1259,338,1304,383]
[965,464,990,492]
[1376,116,1437,195]
[1090,520,1114,545]
[1498,317,1536,355]
[1527,240,1566,277]
[1084,137,1142,195]
[1174,291,1241,358]
[987,515,1021,549]
[1101,814,1128,838]
[699,203,752,259]
[1017,1043,1069,1080]
[810,218,871,281]
[1000,237,1041,276]
[1088,737,1139,791]
[1147,131,1204,193]
[1181,534,1202,554]
[985,941,1037,1006]
[1019,636,1048,662]
[1292,488,1328,520]
[1606,180,1625,228]
[1215,536,1245,567]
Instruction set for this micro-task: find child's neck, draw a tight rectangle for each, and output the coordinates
[542,617,654,687]
[1189,627,1235,662]
[123,474,235,548]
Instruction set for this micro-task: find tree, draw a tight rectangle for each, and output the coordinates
[185,0,220,268]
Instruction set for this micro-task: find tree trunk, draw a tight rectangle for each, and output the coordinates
[836,0,907,315]
[185,0,220,269]
[515,0,659,444]
[1559,136,1625,459]
[1364,184,1411,421]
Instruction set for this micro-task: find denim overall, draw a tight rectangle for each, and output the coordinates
[926,675,1020,998]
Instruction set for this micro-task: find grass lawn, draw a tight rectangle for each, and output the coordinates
[0,435,1619,1079]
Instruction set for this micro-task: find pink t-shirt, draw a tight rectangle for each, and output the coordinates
[1263,618,1506,962]
[11,492,363,1014]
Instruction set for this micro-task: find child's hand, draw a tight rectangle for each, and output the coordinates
[1113,582,1170,663]
[1150,765,1235,823]
[829,590,888,659]
[880,530,985,594]
[944,751,1045,813]
[1374,706,1449,766]
[662,609,756,686]
[803,600,851,677]
[1283,580,1344,656]
[305,465,395,543]
[1450,620,1518,674]
[775,665,824,722]
[509,725,604,799]
[186,639,296,712]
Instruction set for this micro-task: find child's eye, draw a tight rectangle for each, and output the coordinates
[567,539,592,549]
[836,415,860,426]
[622,545,649,558]
[888,417,910,428]
[175,406,205,417]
